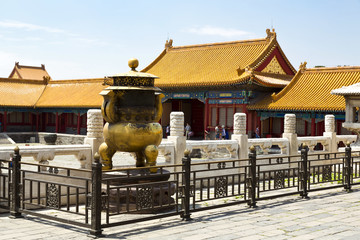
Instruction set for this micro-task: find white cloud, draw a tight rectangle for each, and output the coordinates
[0,35,43,41]
[188,26,253,38]
[0,20,107,46]
[0,20,65,34]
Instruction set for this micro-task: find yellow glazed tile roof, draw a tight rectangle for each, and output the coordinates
[9,63,52,81]
[35,79,106,108]
[0,78,46,107]
[143,29,295,88]
[249,65,360,112]
[250,72,292,88]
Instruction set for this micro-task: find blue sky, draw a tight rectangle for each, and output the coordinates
[0,0,360,79]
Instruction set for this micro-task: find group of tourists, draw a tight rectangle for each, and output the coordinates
[165,123,194,140]
[165,124,231,140]
[204,125,228,140]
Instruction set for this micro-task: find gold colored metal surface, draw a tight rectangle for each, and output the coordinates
[128,58,139,70]
[99,58,163,172]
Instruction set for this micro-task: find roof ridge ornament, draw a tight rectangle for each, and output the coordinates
[299,61,307,72]
[266,28,276,40]
[245,66,254,75]
[43,76,50,84]
[271,92,277,101]
[165,39,173,50]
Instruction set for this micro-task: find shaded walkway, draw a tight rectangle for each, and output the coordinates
[2,187,360,239]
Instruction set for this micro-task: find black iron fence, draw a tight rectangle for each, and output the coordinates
[1,145,360,237]
[0,158,10,211]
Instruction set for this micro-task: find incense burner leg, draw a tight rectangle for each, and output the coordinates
[145,145,159,173]
[99,142,116,170]
[135,151,146,167]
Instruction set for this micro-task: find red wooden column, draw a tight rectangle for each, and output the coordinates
[336,120,342,135]
[36,113,39,132]
[55,112,59,133]
[304,121,308,136]
[215,104,219,126]
[204,99,209,139]
[45,113,48,132]
[64,113,68,133]
[3,111,7,132]
[269,117,273,137]
[30,113,33,131]
[311,118,316,136]
[256,115,261,137]
[77,113,81,135]
[243,105,249,134]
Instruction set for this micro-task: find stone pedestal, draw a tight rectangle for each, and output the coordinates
[324,115,337,152]
[102,169,176,213]
[282,114,298,156]
[167,112,186,174]
[84,109,104,166]
[231,113,248,159]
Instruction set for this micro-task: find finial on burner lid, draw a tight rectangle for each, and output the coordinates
[128,58,139,71]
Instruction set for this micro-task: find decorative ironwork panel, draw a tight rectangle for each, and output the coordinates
[101,193,108,210]
[137,186,153,209]
[47,184,59,208]
[217,162,226,169]
[323,166,332,182]
[177,186,184,198]
[48,167,59,174]
[215,177,227,198]
[86,194,92,209]
[274,171,285,189]
[190,185,195,197]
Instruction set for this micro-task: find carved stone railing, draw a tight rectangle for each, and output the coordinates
[185,140,238,159]
[0,145,92,169]
[158,140,175,164]
[297,136,330,152]
[248,138,289,156]
[336,135,357,147]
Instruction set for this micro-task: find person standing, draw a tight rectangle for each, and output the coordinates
[255,126,260,138]
[185,123,192,140]
[215,125,220,140]
[166,124,170,137]
[221,125,226,140]
[204,126,210,140]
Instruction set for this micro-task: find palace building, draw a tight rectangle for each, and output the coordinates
[249,63,360,137]
[0,62,105,134]
[0,29,358,138]
[143,29,296,138]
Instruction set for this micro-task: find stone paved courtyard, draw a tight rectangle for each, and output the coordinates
[1,186,360,239]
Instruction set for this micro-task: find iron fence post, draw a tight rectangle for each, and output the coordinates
[344,143,352,193]
[300,146,309,199]
[247,146,257,208]
[181,150,192,221]
[9,146,22,218]
[89,153,103,237]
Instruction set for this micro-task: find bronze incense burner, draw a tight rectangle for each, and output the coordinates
[99,58,164,172]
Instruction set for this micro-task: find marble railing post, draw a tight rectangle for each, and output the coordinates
[167,112,186,166]
[282,114,298,156]
[231,113,248,159]
[84,109,104,167]
[323,114,337,152]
